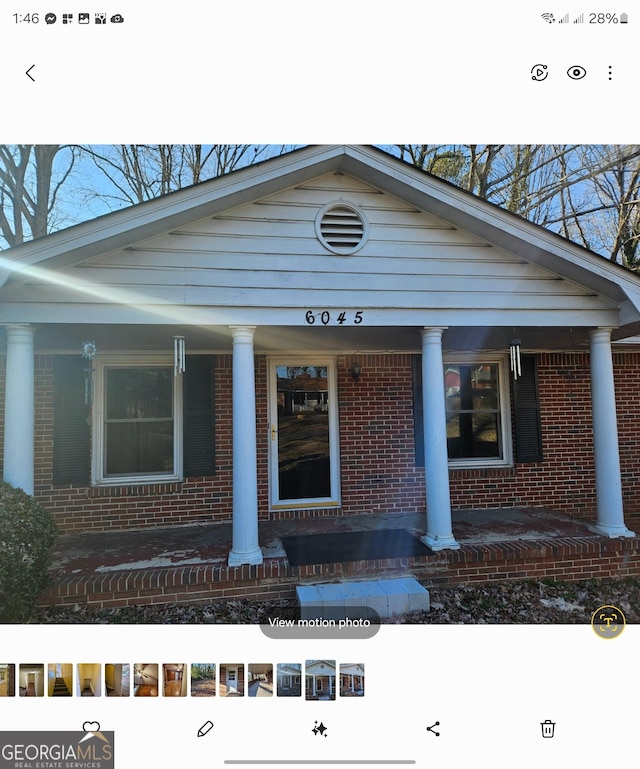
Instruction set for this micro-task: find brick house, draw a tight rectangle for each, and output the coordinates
[1,144,639,570]
[277,664,301,696]
[305,660,336,700]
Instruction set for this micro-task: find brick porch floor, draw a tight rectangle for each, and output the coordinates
[40,508,640,609]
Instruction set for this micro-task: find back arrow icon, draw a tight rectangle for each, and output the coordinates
[26,65,35,81]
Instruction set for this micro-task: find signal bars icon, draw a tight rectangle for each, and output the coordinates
[545,11,583,24]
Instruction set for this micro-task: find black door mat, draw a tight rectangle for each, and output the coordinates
[281,528,433,567]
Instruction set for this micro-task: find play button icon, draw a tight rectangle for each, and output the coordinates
[531,64,548,81]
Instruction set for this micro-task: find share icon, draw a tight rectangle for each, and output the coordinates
[426,722,440,737]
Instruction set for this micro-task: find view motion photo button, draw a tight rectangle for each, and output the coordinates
[262,606,380,639]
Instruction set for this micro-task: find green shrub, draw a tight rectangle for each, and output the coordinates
[0,481,58,622]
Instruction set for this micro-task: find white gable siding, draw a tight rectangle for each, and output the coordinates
[1,173,619,327]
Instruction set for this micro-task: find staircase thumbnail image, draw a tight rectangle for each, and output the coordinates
[52,677,71,696]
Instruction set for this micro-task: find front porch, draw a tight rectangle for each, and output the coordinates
[39,507,640,611]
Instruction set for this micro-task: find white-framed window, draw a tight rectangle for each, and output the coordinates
[93,357,182,484]
[443,355,513,468]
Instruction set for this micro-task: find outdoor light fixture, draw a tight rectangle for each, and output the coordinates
[350,361,362,383]
[173,335,186,377]
[509,338,522,379]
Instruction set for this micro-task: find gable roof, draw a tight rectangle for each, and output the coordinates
[3,144,640,332]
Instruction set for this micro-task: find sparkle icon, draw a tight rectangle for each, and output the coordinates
[312,721,328,737]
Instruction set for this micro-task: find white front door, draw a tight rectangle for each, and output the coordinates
[226,667,237,692]
[269,359,340,509]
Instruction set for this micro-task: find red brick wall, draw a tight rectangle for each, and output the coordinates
[449,353,597,516]
[613,351,640,514]
[3,349,640,533]
[338,354,424,516]
[31,355,236,532]
[448,352,640,518]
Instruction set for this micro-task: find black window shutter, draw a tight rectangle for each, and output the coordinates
[183,355,215,477]
[411,355,425,467]
[53,356,91,485]
[513,355,543,463]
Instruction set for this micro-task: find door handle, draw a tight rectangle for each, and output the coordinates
[271,424,277,441]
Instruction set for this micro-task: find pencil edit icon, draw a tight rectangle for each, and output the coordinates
[197,721,214,738]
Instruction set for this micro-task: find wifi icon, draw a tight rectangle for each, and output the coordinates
[541,12,555,22]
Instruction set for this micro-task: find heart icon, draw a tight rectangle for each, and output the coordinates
[82,722,101,733]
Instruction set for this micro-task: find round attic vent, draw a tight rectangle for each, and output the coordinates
[315,201,368,255]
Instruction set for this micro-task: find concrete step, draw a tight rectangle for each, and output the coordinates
[297,577,430,619]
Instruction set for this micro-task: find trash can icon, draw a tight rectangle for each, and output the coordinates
[541,720,555,738]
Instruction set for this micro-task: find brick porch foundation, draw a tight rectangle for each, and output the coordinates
[39,534,640,610]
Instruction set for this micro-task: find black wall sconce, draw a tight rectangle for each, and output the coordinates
[350,361,362,383]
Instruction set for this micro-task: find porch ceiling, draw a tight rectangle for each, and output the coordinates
[31,323,598,355]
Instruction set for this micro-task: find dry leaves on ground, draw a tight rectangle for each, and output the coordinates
[32,577,640,624]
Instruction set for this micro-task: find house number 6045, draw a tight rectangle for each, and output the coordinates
[305,310,363,325]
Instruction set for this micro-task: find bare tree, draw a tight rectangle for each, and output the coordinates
[576,145,640,266]
[392,143,640,268]
[0,145,76,247]
[542,145,640,266]
[0,144,291,248]
[395,144,575,218]
[396,145,473,188]
[77,144,275,208]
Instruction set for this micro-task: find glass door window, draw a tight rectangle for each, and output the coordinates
[269,360,340,508]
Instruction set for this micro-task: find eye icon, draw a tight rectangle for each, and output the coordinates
[567,65,586,80]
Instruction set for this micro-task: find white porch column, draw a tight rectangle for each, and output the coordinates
[589,328,635,537]
[420,327,460,550]
[228,325,264,566]
[3,324,36,495]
